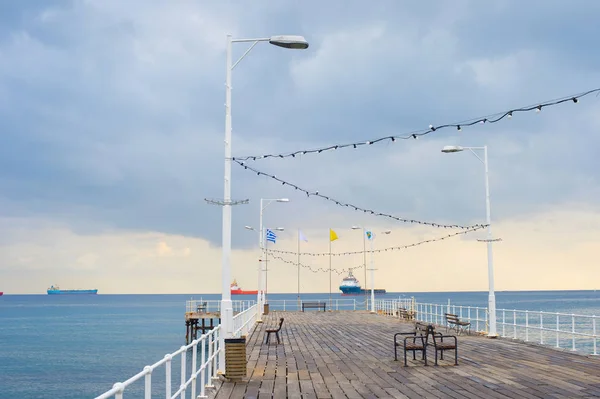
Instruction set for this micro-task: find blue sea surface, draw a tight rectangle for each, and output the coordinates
[0,291,598,399]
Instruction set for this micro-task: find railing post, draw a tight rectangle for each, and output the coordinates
[593,316,597,356]
[513,310,516,339]
[283,300,286,312]
[113,383,124,399]
[571,314,576,351]
[354,299,356,311]
[556,313,560,348]
[540,312,544,345]
[485,307,489,334]
[180,346,187,399]
[525,311,529,341]
[468,307,471,328]
[144,366,152,399]
[502,309,505,337]
[200,336,207,397]
[191,341,198,399]
[206,333,214,388]
[165,354,172,399]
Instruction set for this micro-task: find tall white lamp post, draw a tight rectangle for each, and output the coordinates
[221,34,308,372]
[441,145,498,337]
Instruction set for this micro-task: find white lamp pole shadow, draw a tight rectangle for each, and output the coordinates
[441,145,498,338]
[221,34,308,372]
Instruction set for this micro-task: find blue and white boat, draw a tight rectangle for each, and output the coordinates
[339,271,362,295]
[47,285,98,295]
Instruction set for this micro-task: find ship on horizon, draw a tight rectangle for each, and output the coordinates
[339,271,386,295]
[230,279,258,295]
[47,285,98,295]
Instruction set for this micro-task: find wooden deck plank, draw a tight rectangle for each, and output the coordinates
[215,311,600,398]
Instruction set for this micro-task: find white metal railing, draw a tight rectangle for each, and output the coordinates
[374,299,599,356]
[185,299,255,314]
[94,326,221,399]
[264,298,360,311]
[232,303,259,337]
[95,303,258,399]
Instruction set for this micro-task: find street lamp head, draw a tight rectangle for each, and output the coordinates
[275,227,285,231]
[269,35,309,49]
[351,226,362,230]
[276,198,290,202]
[441,145,464,153]
[244,226,255,231]
[382,230,392,234]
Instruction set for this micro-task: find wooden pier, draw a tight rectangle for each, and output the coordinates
[185,310,221,344]
[215,311,600,399]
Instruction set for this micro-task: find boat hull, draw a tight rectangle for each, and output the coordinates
[339,285,361,295]
[0,292,3,296]
[47,289,98,295]
[341,288,386,296]
[231,289,258,295]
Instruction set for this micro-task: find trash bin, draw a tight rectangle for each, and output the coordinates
[224,337,246,381]
[263,303,269,315]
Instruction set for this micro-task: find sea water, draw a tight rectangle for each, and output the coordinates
[0,291,598,399]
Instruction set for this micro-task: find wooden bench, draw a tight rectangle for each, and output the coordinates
[445,313,471,335]
[196,302,207,313]
[264,317,284,345]
[394,321,433,366]
[302,302,326,312]
[397,307,415,321]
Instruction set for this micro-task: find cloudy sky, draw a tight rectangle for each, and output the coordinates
[1,0,599,294]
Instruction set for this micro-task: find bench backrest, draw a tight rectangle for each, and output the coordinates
[445,313,460,323]
[276,317,284,331]
[414,322,433,336]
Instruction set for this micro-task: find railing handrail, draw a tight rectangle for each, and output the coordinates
[373,298,599,356]
[94,326,220,399]
[95,302,259,399]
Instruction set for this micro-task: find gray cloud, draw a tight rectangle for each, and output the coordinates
[1,0,600,252]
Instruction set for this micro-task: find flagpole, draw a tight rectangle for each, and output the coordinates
[297,228,301,309]
[264,238,268,304]
[329,231,332,311]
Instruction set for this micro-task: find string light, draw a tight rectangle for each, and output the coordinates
[265,225,486,257]
[268,253,363,275]
[232,88,596,162]
[234,159,486,229]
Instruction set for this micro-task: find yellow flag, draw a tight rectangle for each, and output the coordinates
[329,229,338,242]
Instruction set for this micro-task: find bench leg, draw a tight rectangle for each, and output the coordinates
[404,349,407,367]
[423,348,428,366]
[265,332,270,344]
[276,331,280,344]
[455,347,458,365]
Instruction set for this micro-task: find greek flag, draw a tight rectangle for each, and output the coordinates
[266,229,277,243]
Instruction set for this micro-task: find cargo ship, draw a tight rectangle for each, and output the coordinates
[230,279,258,295]
[47,285,98,295]
[0,292,3,296]
[339,271,386,295]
